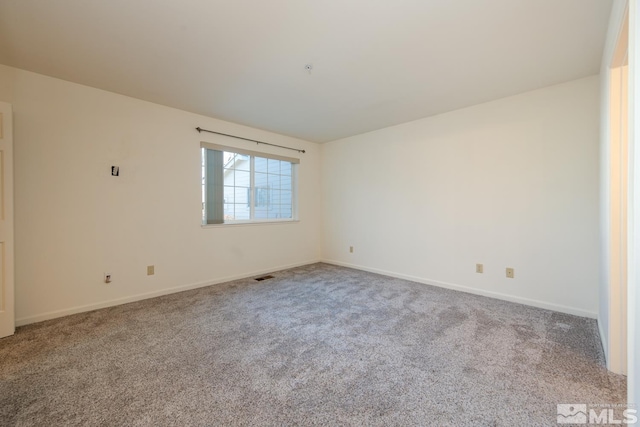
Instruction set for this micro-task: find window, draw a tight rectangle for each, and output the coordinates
[201,142,298,225]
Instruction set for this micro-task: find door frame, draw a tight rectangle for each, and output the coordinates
[0,101,15,339]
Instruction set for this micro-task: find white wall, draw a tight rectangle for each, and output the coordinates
[0,64,322,325]
[322,76,600,317]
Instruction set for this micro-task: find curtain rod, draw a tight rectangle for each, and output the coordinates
[196,127,305,154]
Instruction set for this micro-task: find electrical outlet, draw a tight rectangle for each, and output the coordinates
[506,268,514,279]
[147,265,155,276]
[104,273,112,283]
[476,263,483,273]
[350,246,354,253]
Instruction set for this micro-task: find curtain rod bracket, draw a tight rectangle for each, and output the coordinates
[196,127,305,154]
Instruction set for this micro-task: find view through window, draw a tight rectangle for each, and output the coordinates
[201,143,298,224]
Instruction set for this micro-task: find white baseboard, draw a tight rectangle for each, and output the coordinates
[17,258,597,327]
[321,259,598,319]
[15,259,321,327]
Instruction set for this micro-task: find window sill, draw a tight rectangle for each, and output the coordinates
[201,219,300,228]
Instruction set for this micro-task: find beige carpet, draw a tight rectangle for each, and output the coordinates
[0,263,626,426]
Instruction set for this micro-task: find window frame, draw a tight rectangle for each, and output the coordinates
[201,141,299,226]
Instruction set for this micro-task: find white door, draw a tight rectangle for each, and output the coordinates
[0,102,14,338]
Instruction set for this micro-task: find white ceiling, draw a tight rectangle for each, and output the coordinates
[0,0,612,143]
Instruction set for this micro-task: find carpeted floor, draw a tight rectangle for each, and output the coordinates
[0,263,626,426]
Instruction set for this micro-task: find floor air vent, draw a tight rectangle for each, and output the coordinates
[254,275,274,282]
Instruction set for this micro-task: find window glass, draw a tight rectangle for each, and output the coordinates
[202,146,297,224]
